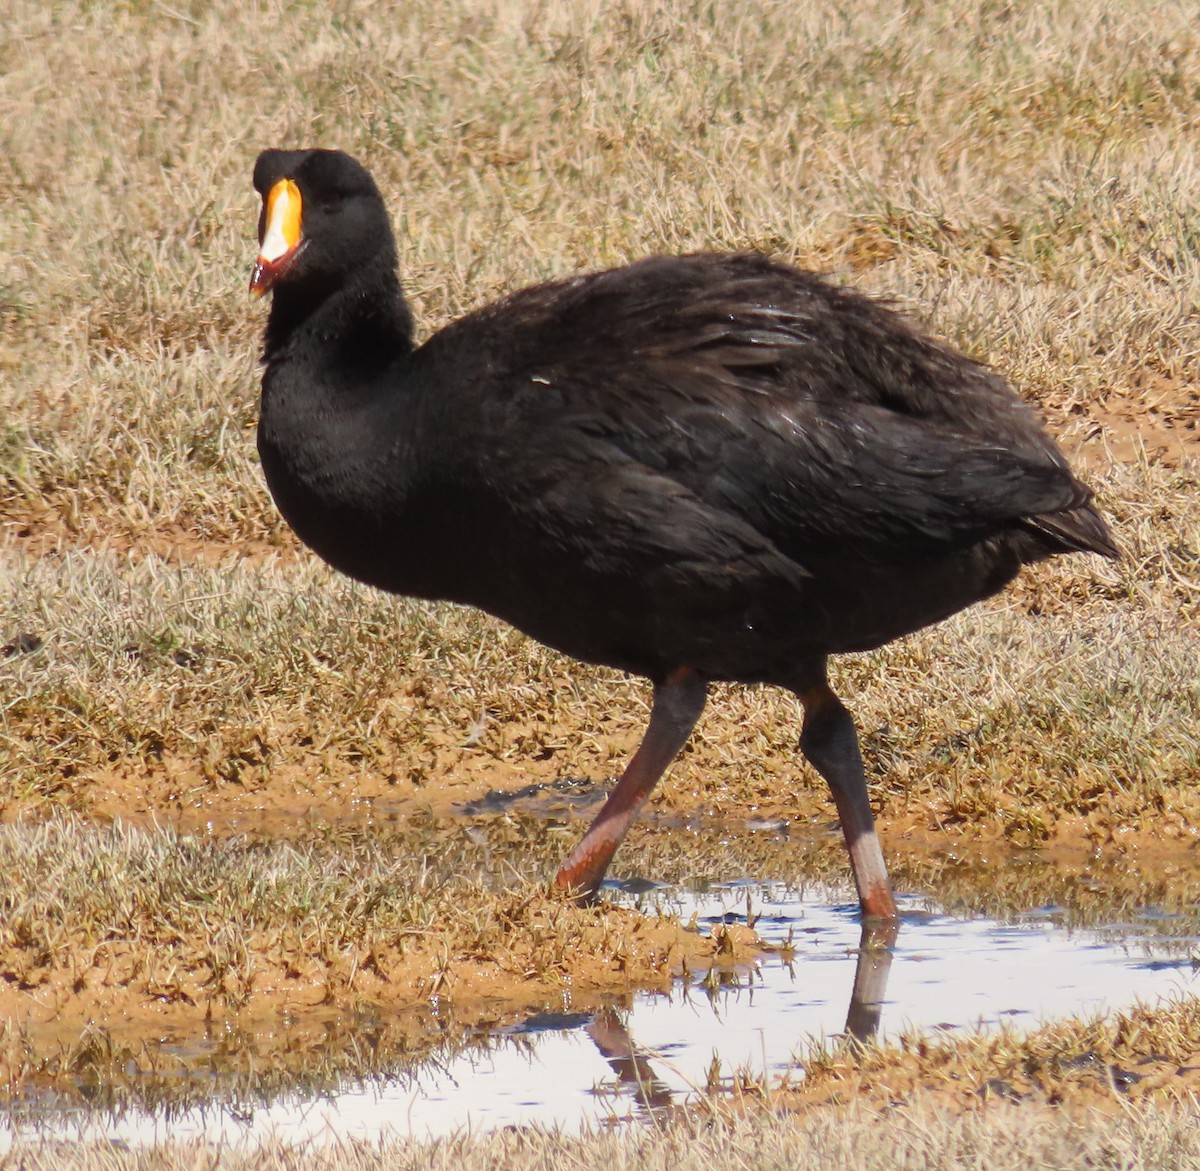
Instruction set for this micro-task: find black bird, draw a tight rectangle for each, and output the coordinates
[249,148,1117,922]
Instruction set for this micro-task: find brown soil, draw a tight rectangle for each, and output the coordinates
[0,493,298,566]
[1080,375,1200,467]
[0,896,763,1088]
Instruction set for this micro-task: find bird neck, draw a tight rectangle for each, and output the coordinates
[256,257,427,558]
[258,257,421,460]
[263,255,416,367]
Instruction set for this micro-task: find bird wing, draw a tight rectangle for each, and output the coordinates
[430,253,1101,560]
[497,431,811,591]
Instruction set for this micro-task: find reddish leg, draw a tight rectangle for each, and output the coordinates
[555,667,706,904]
[797,676,898,922]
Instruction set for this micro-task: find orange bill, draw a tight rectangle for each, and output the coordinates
[249,178,303,296]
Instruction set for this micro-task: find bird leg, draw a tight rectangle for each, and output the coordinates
[554,666,707,904]
[797,678,898,922]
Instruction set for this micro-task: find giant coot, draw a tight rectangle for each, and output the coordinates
[249,148,1116,922]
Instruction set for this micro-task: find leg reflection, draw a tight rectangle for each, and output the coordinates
[844,917,900,1043]
[586,1006,675,1114]
[582,909,898,1115]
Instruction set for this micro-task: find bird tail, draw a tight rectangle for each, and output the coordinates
[1025,502,1119,560]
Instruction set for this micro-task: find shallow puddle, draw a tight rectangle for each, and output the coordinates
[4,880,1198,1146]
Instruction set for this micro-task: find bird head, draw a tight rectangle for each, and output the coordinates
[250,148,394,298]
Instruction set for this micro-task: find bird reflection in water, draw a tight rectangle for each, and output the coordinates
[583,917,898,1118]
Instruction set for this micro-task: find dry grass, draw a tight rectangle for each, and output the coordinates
[790,996,1200,1111]
[5,1101,1200,1171]
[2,0,1200,1151]
[0,811,759,1041]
